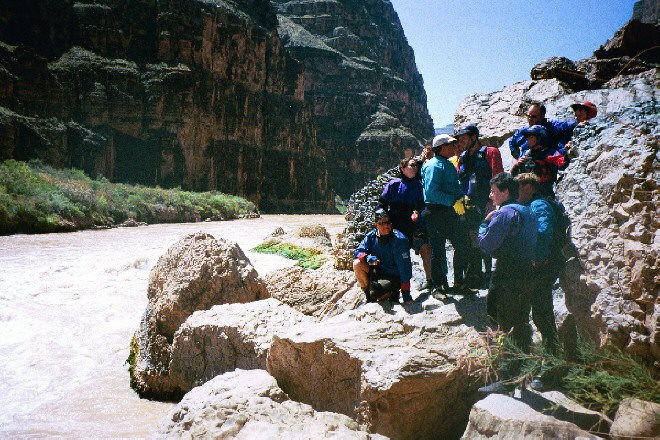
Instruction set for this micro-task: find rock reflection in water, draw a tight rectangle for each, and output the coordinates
[0,214,345,438]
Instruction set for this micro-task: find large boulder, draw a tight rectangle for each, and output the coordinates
[609,397,660,440]
[557,96,658,368]
[266,303,487,440]
[156,369,387,439]
[168,298,311,393]
[461,394,601,439]
[264,265,362,319]
[129,232,268,399]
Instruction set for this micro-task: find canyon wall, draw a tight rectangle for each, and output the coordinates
[0,0,432,211]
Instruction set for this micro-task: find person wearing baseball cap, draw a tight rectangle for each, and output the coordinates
[353,208,414,304]
[420,134,469,296]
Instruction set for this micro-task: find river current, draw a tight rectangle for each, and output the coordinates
[0,214,346,438]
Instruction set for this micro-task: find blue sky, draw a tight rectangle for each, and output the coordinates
[389,0,638,127]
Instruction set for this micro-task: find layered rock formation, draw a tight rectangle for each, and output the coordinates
[272,0,434,198]
[0,0,432,212]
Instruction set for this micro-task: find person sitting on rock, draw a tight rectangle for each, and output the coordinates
[477,173,538,395]
[421,134,469,295]
[516,172,559,355]
[510,125,570,199]
[455,124,504,288]
[353,208,414,304]
[379,157,433,291]
[509,101,576,159]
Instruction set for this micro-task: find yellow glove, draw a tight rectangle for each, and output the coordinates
[453,197,466,216]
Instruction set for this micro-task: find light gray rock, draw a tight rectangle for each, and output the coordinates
[266,302,485,440]
[557,95,659,366]
[169,299,312,393]
[610,397,660,439]
[156,369,387,439]
[262,224,333,253]
[520,386,612,434]
[461,394,602,439]
[129,232,268,398]
[264,265,362,319]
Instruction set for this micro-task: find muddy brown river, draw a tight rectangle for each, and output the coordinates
[0,215,345,438]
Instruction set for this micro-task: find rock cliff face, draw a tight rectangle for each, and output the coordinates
[0,0,432,211]
[272,0,434,198]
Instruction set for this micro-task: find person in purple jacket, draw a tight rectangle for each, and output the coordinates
[477,173,538,395]
[380,157,432,291]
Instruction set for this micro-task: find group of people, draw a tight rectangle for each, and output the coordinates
[353,100,597,373]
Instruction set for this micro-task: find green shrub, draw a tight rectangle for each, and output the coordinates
[252,242,327,269]
[0,159,258,234]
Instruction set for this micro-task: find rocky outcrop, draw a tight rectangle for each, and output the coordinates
[609,397,660,440]
[267,304,485,440]
[272,0,434,198]
[169,298,311,393]
[461,394,601,439]
[156,369,386,439]
[557,96,658,368]
[129,232,268,398]
[264,265,363,319]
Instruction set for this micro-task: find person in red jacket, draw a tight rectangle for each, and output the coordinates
[510,125,569,199]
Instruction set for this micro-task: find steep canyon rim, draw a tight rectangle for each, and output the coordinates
[0,214,345,438]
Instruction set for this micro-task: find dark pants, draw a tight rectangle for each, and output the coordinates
[531,265,559,354]
[487,261,533,356]
[425,204,469,286]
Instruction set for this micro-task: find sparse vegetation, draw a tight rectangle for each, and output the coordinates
[464,328,659,417]
[0,159,258,235]
[252,241,327,269]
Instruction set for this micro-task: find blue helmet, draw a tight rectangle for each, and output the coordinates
[520,124,547,145]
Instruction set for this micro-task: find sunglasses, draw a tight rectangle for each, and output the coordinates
[526,114,540,119]
[376,220,392,225]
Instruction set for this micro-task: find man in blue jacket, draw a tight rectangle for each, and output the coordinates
[354,208,414,304]
[477,173,538,394]
[516,173,559,354]
[421,134,469,295]
[509,101,576,159]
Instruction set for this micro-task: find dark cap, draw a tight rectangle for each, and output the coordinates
[373,208,389,222]
[455,124,479,138]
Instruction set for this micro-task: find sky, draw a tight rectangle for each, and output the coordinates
[389,0,639,127]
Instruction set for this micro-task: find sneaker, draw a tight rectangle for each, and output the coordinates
[477,380,516,396]
[420,279,433,291]
[431,287,447,301]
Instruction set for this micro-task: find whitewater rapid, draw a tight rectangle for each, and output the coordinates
[0,215,345,438]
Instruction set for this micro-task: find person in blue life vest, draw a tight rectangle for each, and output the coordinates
[455,124,504,288]
[516,172,563,354]
[380,157,433,291]
[421,134,469,296]
[510,125,570,199]
[509,101,576,159]
[353,208,414,305]
[477,173,538,395]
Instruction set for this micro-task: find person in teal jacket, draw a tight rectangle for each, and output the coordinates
[421,134,469,295]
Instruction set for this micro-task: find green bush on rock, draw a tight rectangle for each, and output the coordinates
[0,159,258,235]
